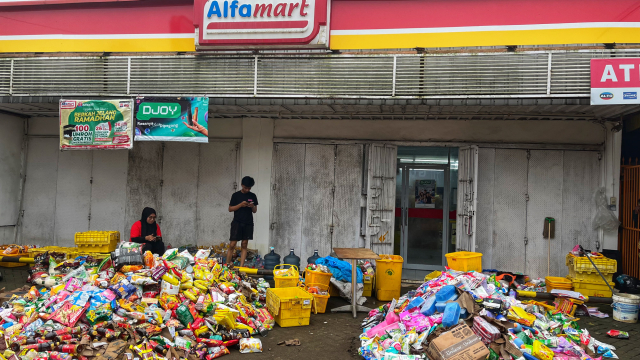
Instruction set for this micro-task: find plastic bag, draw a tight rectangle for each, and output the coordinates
[170,256,190,270]
[179,250,195,264]
[194,249,210,261]
[615,274,640,294]
[112,242,144,270]
[62,265,88,284]
[239,338,262,353]
[592,187,620,231]
[316,256,363,283]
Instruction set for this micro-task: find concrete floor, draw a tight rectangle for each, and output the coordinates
[1,267,639,359]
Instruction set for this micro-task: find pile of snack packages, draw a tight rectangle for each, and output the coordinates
[9,242,273,360]
[515,279,547,293]
[359,269,619,360]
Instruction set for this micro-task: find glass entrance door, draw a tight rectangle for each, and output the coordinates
[399,164,450,270]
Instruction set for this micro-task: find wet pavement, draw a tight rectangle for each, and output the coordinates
[1,267,639,359]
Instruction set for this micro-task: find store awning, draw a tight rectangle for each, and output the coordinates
[2,96,639,121]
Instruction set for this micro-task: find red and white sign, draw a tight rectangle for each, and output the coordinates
[194,0,329,48]
[591,58,640,105]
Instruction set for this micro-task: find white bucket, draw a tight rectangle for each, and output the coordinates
[612,293,640,323]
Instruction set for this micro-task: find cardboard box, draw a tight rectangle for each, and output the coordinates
[426,324,490,360]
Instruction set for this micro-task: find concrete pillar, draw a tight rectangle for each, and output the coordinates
[0,113,26,244]
[241,118,274,255]
[602,122,622,250]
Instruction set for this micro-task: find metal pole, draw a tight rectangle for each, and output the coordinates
[584,253,615,294]
[579,245,615,294]
[352,259,357,318]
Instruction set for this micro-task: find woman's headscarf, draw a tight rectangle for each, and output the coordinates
[140,207,158,238]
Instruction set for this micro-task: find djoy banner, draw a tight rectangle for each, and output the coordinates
[134,97,209,143]
[59,99,134,150]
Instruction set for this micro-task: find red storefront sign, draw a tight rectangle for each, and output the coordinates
[193,0,330,48]
[591,58,640,105]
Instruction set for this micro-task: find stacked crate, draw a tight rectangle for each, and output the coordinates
[73,231,119,259]
[566,254,616,297]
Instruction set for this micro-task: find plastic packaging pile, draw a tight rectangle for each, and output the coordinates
[516,279,547,293]
[359,261,375,277]
[10,242,274,360]
[358,269,619,360]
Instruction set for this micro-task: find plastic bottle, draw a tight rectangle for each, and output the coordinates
[263,247,281,280]
[307,250,321,266]
[282,249,300,270]
[53,344,78,354]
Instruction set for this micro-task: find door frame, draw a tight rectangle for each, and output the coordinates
[399,163,450,271]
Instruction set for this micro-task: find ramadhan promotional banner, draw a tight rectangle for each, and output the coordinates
[59,99,133,150]
[134,97,209,143]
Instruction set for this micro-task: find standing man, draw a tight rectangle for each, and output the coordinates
[226,176,258,268]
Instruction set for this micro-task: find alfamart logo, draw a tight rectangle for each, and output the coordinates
[207,0,310,18]
[195,0,327,47]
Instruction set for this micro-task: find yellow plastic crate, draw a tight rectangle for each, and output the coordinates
[266,287,313,327]
[566,254,616,275]
[570,278,613,298]
[445,251,483,272]
[568,271,613,285]
[310,292,330,314]
[362,274,375,297]
[545,276,573,293]
[274,265,300,288]
[74,231,119,253]
[424,271,442,282]
[304,269,332,291]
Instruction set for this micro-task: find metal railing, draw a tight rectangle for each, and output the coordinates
[1,49,639,98]
[620,159,640,279]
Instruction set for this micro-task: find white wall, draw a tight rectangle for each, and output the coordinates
[19,117,243,248]
[241,118,274,256]
[274,119,605,145]
[0,113,25,244]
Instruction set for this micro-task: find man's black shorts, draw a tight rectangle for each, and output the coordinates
[230,221,254,241]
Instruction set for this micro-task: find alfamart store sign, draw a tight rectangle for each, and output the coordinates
[591,58,640,105]
[194,0,330,48]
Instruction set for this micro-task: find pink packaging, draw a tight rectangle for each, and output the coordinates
[56,291,72,303]
[380,338,394,350]
[399,311,431,333]
[366,311,400,338]
[428,313,443,325]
